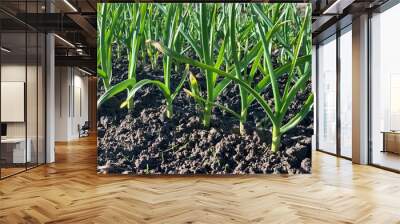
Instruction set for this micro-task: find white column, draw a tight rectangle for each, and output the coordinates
[46,32,55,163]
[352,14,369,164]
[312,45,317,151]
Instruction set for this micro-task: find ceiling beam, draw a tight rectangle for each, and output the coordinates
[55,55,96,71]
[312,15,335,33]
[66,13,96,47]
[322,0,356,15]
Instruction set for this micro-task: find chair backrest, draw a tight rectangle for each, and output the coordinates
[82,121,90,129]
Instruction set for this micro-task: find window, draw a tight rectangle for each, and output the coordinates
[370,3,400,171]
[317,35,337,154]
[339,26,352,158]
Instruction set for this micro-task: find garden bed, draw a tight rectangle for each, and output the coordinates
[97,58,313,175]
[97,3,313,175]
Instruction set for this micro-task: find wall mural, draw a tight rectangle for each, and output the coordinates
[97,3,313,175]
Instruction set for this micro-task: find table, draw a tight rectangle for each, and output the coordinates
[381,131,400,154]
[1,138,32,163]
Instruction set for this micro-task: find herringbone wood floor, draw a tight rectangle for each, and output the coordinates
[0,135,400,224]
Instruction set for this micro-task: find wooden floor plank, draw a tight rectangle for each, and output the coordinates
[0,135,399,223]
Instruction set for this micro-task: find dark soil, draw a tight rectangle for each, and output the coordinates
[97,54,313,175]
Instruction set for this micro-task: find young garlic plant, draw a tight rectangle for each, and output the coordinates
[97,4,147,109]
[98,3,313,153]
[251,4,312,152]
[150,3,313,152]
[144,4,161,70]
[97,3,122,91]
[227,4,259,135]
[181,4,261,130]
[179,4,229,128]
[98,4,187,120]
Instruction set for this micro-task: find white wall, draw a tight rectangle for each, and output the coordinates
[54,66,89,141]
[72,73,89,138]
[55,66,69,141]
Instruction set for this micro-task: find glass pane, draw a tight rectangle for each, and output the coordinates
[27,31,38,169]
[339,27,352,158]
[26,0,40,169]
[38,32,45,165]
[1,30,27,177]
[317,35,337,154]
[0,0,46,178]
[371,4,400,171]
